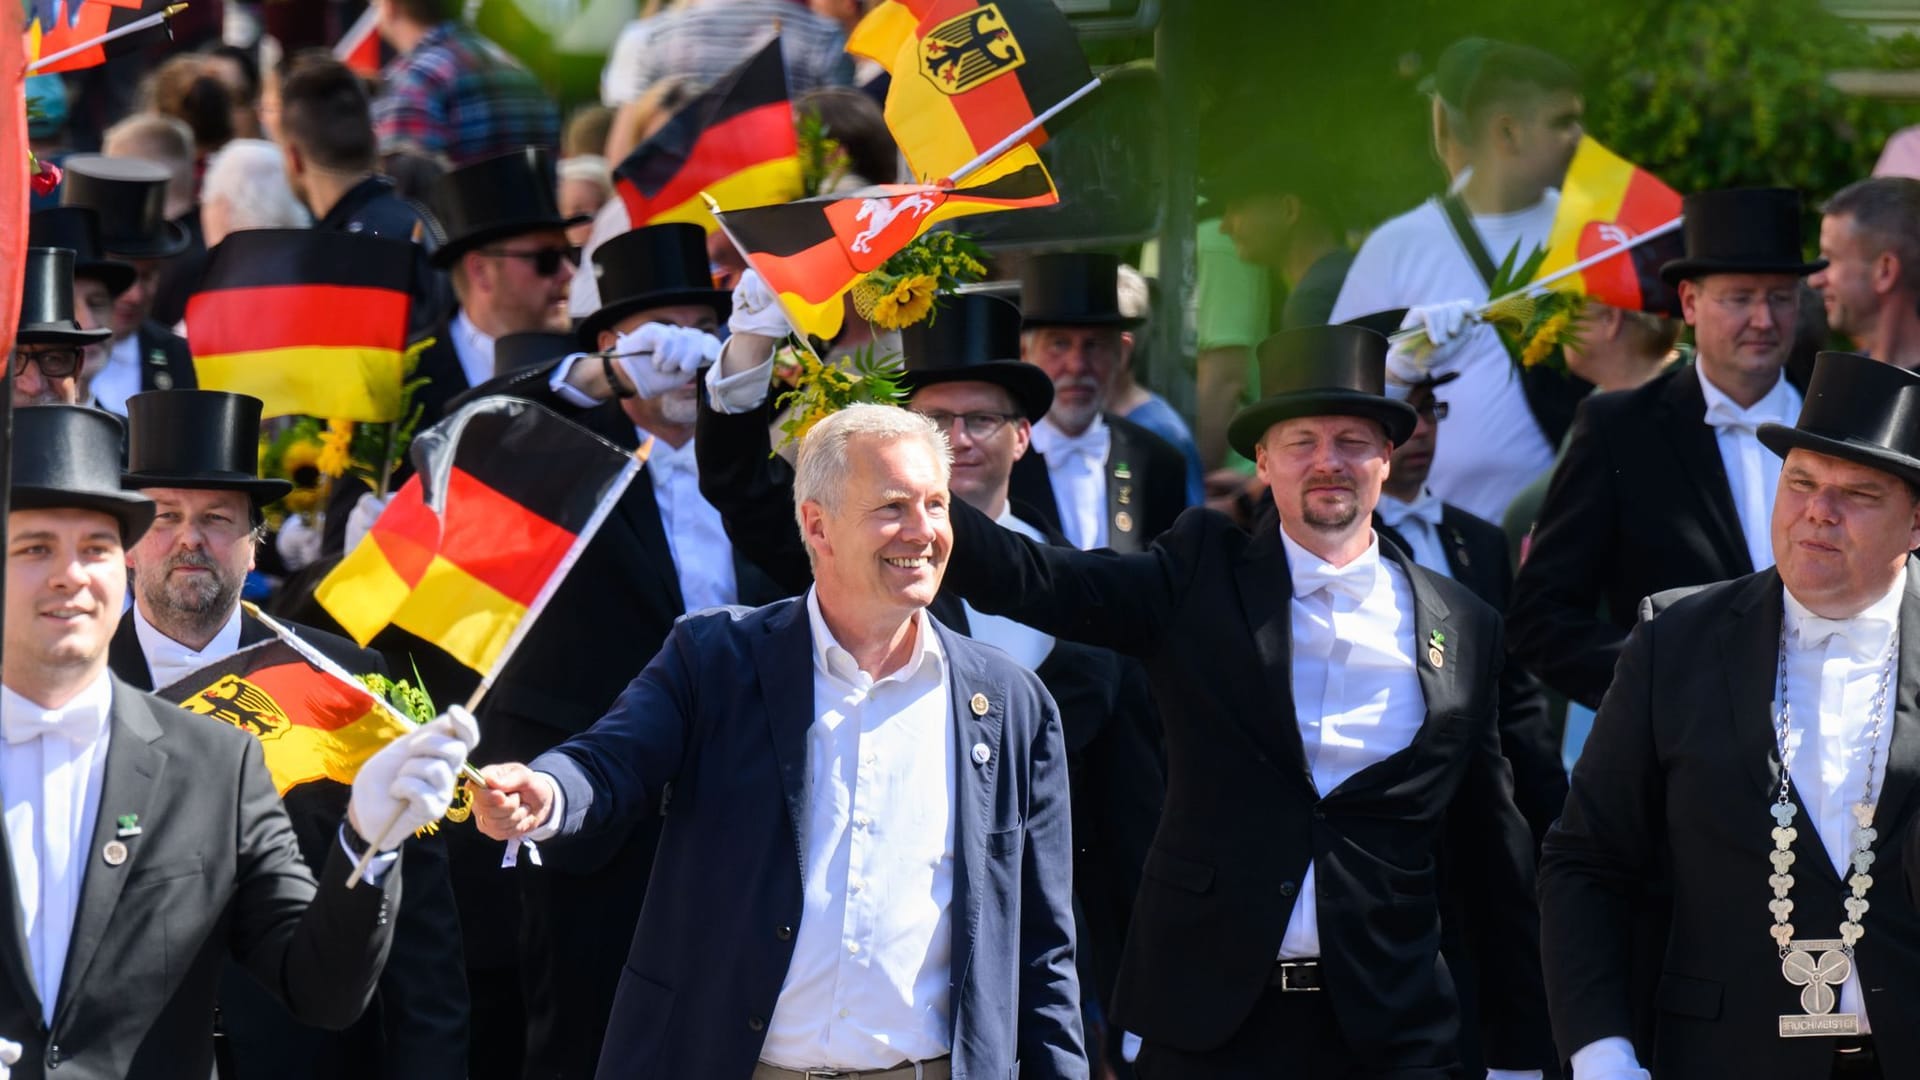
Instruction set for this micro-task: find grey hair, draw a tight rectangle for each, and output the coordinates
[202,139,311,232]
[1116,263,1151,324]
[793,404,951,543]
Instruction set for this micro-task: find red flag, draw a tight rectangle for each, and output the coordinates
[2,2,28,362]
[332,5,386,77]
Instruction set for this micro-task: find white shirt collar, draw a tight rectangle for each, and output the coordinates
[1378,487,1445,529]
[1697,362,1798,429]
[133,604,245,691]
[450,310,497,390]
[805,588,944,690]
[640,429,696,475]
[0,670,113,746]
[1783,571,1907,657]
[1279,525,1384,602]
[1031,413,1109,462]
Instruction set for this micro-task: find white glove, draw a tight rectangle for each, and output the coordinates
[344,492,389,555]
[1400,299,1479,355]
[275,514,324,571]
[612,322,721,398]
[0,1036,19,1078]
[727,269,790,339]
[349,706,481,852]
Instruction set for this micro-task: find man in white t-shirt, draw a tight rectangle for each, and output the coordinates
[1330,38,1583,522]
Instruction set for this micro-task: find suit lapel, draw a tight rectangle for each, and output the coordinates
[1390,546,1459,720]
[106,618,154,692]
[1869,560,1920,848]
[1720,570,1795,816]
[55,683,167,1023]
[752,601,815,871]
[941,625,1002,1011]
[1008,453,1062,541]
[1105,417,1142,554]
[1658,366,1753,576]
[0,788,40,1020]
[238,613,273,649]
[1232,514,1314,787]
[620,464,688,613]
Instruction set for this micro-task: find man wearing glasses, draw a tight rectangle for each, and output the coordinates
[28,208,139,410]
[12,248,110,408]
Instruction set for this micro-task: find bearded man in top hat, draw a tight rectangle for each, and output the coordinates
[0,405,476,1079]
[1510,188,1825,712]
[11,249,109,409]
[105,390,469,1080]
[1541,350,1920,1080]
[1013,252,1190,552]
[867,322,1553,1076]
[26,210,133,408]
[57,155,197,415]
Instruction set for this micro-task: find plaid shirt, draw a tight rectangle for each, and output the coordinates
[373,22,560,168]
[628,0,852,99]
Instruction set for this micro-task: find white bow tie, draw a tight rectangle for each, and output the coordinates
[1293,558,1377,604]
[1039,428,1105,466]
[1704,398,1768,436]
[2,701,104,747]
[1791,611,1894,655]
[1379,491,1445,529]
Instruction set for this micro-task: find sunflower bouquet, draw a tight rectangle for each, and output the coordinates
[773,344,908,447]
[1394,242,1586,375]
[849,232,989,332]
[257,339,436,523]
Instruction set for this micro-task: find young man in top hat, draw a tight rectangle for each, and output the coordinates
[1015,252,1190,552]
[1541,350,1920,1080]
[57,155,197,415]
[12,249,109,409]
[0,404,476,1079]
[697,287,1166,1075]
[106,390,469,1080]
[1510,187,1826,711]
[26,209,133,409]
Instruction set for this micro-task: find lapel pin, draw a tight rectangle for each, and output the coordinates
[1114,462,1132,480]
[1115,511,1134,533]
[970,692,989,716]
[1427,629,1446,670]
[102,840,128,866]
[971,743,991,766]
[115,814,141,838]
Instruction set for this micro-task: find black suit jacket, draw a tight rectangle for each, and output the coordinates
[0,677,398,1080]
[1509,363,1804,710]
[1009,412,1189,551]
[107,613,467,1080]
[133,321,197,394]
[938,501,1552,1069]
[1541,563,1920,1078]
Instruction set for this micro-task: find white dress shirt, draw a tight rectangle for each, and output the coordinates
[2,672,114,1023]
[92,334,144,416]
[1376,488,1453,580]
[133,605,243,692]
[760,590,956,1070]
[1277,527,1426,960]
[450,310,497,392]
[638,430,739,613]
[1029,416,1111,551]
[962,510,1056,671]
[1697,365,1801,573]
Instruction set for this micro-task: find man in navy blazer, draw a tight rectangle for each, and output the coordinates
[475,404,1086,1080]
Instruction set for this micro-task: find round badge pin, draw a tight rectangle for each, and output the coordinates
[970,692,989,716]
[971,743,991,766]
[103,840,128,866]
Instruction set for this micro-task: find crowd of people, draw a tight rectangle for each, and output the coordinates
[10,3,1920,1079]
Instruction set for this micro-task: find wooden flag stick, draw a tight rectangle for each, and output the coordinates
[27,3,187,74]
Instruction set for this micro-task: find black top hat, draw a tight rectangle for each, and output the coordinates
[12,406,155,543]
[59,154,190,259]
[17,248,111,347]
[1019,252,1143,329]
[1227,325,1418,458]
[121,391,293,502]
[1659,188,1826,285]
[897,294,1054,421]
[576,224,731,346]
[29,208,135,296]
[1759,351,1920,488]
[426,147,591,269]
[494,331,580,378]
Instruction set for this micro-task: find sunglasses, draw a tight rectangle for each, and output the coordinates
[11,347,83,379]
[479,245,581,277]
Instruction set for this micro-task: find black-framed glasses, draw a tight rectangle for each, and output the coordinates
[917,409,1019,438]
[11,347,83,379]
[1414,399,1450,421]
[478,245,581,277]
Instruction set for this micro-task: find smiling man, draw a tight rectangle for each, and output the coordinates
[471,405,1086,1079]
[1542,350,1920,1080]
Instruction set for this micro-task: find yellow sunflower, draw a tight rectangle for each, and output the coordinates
[868,274,938,330]
[317,419,356,478]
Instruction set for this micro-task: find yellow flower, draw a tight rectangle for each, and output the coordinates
[1521,311,1573,369]
[317,419,355,478]
[283,487,320,517]
[869,274,938,330]
[280,440,323,488]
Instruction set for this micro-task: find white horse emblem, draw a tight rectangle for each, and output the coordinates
[850,193,940,254]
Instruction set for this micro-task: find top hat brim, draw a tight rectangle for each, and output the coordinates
[577,288,733,348]
[1022,311,1145,330]
[17,323,112,346]
[120,470,294,503]
[1659,256,1828,286]
[76,258,136,297]
[11,486,156,545]
[1757,423,1920,489]
[429,214,594,269]
[101,218,191,260]
[1227,390,1418,461]
[899,361,1056,423]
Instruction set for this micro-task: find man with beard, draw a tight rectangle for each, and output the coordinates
[11,248,109,407]
[1510,188,1826,711]
[1809,178,1920,370]
[106,390,469,1080]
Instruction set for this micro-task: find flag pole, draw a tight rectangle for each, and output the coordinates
[940,73,1103,186]
[702,192,828,364]
[26,3,187,73]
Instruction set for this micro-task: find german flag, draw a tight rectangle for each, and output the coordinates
[1535,136,1684,315]
[614,38,802,233]
[26,0,175,74]
[186,229,414,422]
[848,0,1091,181]
[2,3,26,364]
[156,640,411,796]
[332,4,388,77]
[713,144,1056,341]
[317,397,641,674]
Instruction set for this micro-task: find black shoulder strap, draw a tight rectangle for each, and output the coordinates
[1440,194,1499,290]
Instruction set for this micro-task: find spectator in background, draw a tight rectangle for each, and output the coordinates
[600,0,687,107]
[809,0,885,84]
[556,156,613,248]
[1109,265,1205,505]
[380,144,450,202]
[142,53,236,163]
[622,0,850,104]
[199,138,311,249]
[1809,176,1920,370]
[102,112,205,329]
[27,75,71,213]
[371,0,560,167]
[562,103,614,158]
[798,86,898,190]
[601,73,696,169]
[204,43,264,140]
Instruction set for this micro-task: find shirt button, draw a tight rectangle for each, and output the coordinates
[854,814,871,829]
[849,879,864,894]
[747,1016,765,1032]
[847,942,859,955]
[1280,881,1298,898]
[839,1008,851,1019]
[775,925,793,941]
